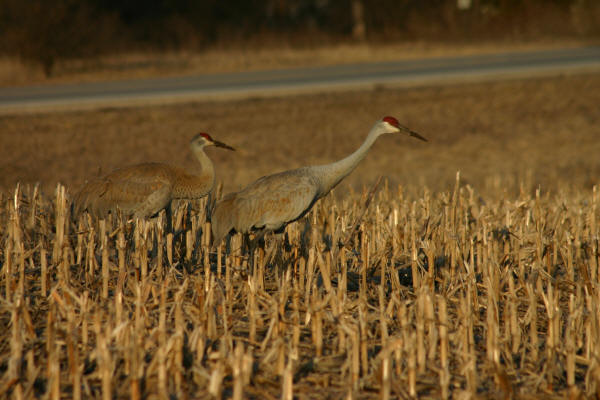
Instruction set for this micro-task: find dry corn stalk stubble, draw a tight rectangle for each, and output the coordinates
[0,179,599,399]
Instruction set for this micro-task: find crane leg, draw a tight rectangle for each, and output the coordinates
[165,201,173,233]
[241,231,266,275]
[245,231,267,254]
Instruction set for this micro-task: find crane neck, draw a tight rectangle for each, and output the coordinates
[193,145,215,182]
[172,145,215,199]
[312,127,381,197]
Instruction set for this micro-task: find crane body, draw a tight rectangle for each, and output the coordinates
[73,133,234,219]
[211,116,426,245]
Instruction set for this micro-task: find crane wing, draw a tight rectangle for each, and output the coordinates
[232,169,320,232]
[73,163,173,217]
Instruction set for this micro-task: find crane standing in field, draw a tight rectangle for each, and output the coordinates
[73,133,235,219]
[211,116,426,246]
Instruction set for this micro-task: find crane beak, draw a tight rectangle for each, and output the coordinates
[399,124,427,142]
[212,140,235,151]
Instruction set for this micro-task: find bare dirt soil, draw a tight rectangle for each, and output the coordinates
[0,73,599,199]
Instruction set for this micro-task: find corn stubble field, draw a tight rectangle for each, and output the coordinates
[1,177,599,399]
[1,74,600,398]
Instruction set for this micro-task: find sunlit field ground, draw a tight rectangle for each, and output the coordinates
[1,73,599,398]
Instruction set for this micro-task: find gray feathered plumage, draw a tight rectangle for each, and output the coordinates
[72,133,234,219]
[211,117,426,245]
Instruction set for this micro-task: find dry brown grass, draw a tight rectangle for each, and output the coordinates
[0,172,599,398]
[1,73,600,398]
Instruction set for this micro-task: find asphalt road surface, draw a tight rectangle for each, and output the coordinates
[1,46,599,114]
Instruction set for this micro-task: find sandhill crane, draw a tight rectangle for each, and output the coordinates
[211,116,426,245]
[73,133,234,219]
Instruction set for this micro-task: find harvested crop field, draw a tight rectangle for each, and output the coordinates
[1,73,600,398]
[2,177,600,398]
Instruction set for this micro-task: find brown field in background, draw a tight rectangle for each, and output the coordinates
[0,73,599,199]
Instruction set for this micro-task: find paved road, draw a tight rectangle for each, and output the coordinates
[1,46,599,113]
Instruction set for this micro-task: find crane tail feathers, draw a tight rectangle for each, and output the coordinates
[211,194,237,246]
[71,179,108,219]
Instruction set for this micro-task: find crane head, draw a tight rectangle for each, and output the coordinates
[191,132,235,151]
[382,116,427,142]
